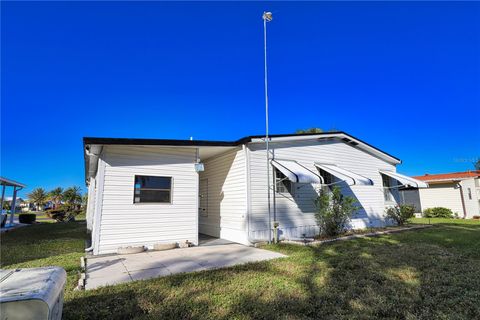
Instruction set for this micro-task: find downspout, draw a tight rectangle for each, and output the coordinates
[458,181,467,219]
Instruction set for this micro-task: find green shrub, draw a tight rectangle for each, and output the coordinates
[18,213,36,224]
[45,207,80,222]
[315,186,358,236]
[386,204,415,226]
[424,207,453,218]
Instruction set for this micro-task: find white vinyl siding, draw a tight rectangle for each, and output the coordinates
[96,145,198,255]
[460,179,480,218]
[247,139,397,240]
[198,148,248,244]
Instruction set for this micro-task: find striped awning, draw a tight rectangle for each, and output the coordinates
[380,170,428,188]
[271,160,322,184]
[315,163,373,186]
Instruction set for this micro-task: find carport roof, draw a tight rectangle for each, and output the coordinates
[0,177,26,188]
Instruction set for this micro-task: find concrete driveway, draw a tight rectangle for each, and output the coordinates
[85,244,286,290]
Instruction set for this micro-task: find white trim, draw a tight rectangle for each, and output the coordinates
[250,133,401,165]
[92,156,106,255]
[86,176,96,231]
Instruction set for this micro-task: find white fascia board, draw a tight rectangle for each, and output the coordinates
[249,133,401,165]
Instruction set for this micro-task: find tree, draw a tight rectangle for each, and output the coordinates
[314,186,358,236]
[295,128,323,134]
[475,158,480,171]
[48,187,63,209]
[81,193,88,214]
[27,188,49,211]
[2,201,11,211]
[62,186,82,210]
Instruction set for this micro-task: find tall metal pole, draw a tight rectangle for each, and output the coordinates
[263,12,272,243]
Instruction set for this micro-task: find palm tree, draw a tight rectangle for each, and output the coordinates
[63,186,82,210]
[27,188,49,211]
[48,187,63,209]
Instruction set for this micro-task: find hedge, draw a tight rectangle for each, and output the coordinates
[423,207,454,218]
[19,213,36,224]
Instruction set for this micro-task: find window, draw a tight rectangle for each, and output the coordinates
[382,175,393,202]
[275,169,293,194]
[318,168,334,192]
[468,188,472,200]
[134,175,172,203]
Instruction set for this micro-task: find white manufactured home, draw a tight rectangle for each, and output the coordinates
[84,131,427,255]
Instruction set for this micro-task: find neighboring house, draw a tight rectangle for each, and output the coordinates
[83,131,427,255]
[400,171,480,219]
[3,197,27,212]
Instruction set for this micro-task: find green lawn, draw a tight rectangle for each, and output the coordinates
[0,222,88,299]
[2,219,479,319]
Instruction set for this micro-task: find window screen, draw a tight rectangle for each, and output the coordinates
[318,168,334,185]
[275,169,293,194]
[134,175,172,203]
[382,175,393,202]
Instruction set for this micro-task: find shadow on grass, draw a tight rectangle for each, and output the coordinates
[0,221,87,267]
[64,225,480,319]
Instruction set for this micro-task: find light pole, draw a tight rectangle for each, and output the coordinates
[263,11,273,243]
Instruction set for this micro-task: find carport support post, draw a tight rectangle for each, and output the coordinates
[9,186,17,226]
[0,185,5,214]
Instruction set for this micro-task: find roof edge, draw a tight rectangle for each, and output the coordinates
[82,131,401,182]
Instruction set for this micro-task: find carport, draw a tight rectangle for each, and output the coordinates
[0,177,26,228]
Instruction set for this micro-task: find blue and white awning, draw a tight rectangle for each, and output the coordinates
[271,160,322,184]
[380,170,428,188]
[315,163,373,186]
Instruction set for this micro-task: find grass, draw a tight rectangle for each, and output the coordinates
[0,221,88,299]
[1,218,479,319]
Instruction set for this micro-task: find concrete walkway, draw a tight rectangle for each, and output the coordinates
[85,244,286,290]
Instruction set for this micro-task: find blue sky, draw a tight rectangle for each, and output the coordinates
[2,1,479,197]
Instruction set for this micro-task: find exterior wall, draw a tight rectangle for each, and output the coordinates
[198,148,248,244]
[93,145,198,255]
[401,178,480,218]
[460,178,480,218]
[418,183,464,217]
[247,139,398,240]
